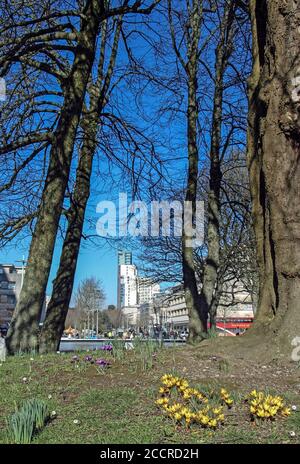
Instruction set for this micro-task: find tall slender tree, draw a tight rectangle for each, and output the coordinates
[39,16,123,352]
[198,0,236,331]
[4,0,161,353]
[167,0,209,339]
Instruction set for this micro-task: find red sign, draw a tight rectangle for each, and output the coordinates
[208,319,253,330]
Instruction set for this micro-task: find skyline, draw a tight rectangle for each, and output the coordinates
[0,243,171,308]
[0,243,118,307]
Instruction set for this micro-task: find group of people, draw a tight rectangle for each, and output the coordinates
[61,326,189,340]
[140,326,189,340]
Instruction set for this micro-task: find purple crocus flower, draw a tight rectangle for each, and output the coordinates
[95,358,111,367]
[99,344,113,351]
[71,355,79,363]
[84,355,93,362]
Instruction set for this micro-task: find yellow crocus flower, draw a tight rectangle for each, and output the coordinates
[200,415,209,425]
[281,407,291,416]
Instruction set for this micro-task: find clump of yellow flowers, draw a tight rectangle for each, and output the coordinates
[155,374,226,429]
[220,388,234,408]
[248,390,291,421]
[156,375,293,429]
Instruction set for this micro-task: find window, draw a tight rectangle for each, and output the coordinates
[0,281,8,289]
[0,269,3,274]
[8,282,15,290]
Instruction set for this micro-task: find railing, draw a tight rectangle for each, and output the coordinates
[59,337,186,352]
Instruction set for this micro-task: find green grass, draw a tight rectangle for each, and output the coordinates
[0,349,299,444]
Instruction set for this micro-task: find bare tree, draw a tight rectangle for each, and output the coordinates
[139,155,257,323]
[3,0,161,353]
[39,14,123,352]
[106,307,124,329]
[166,0,211,340]
[146,0,250,340]
[74,277,106,334]
[4,0,106,353]
[198,0,237,331]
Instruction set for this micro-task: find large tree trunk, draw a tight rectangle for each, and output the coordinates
[199,1,235,331]
[39,18,122,353]
[5,0,104,353]
[181,0,208,341]
[247,0,300,352]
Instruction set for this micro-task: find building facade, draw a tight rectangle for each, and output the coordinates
[117,252,163,329]
[141,283,254,335]
[117,251,136,309]
[0,263,49,329]
[118,250,133,266]
[117,251,160,311]
[118,264,138,309]
[137,277,160,305]
[0,264,24,326]
[122,304,140,327]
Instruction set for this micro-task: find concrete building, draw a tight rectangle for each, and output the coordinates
[0,264,24,326]
[117,252,162,329]
[117,251,137,309]
[117,263,138,309]
[0,263,50,329]
[137,277,160,305]
[118,250,133,266]
[139,290,170,329]
[161,286,188,331]
[122,304,140,327]
[141,283,254,334]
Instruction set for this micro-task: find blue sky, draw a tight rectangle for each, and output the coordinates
[0,3,250,309]
[0,237,119,306]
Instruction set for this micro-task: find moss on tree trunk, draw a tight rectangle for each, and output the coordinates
[247,0,300,354]
[39,18,122,353]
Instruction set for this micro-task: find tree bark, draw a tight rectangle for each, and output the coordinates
[5,0,104,353]
[247,0,300,350]
[38,118,97,353]
[199,1,235,331]
[39,18,122,353]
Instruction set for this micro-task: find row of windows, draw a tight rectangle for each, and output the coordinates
[169,310,187,316]
[0,295,15,304]
[0,281,16,289]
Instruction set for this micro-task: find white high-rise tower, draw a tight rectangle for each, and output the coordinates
[117,251,138,309]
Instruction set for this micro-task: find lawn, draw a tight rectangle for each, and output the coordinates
[0,344,300,444]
